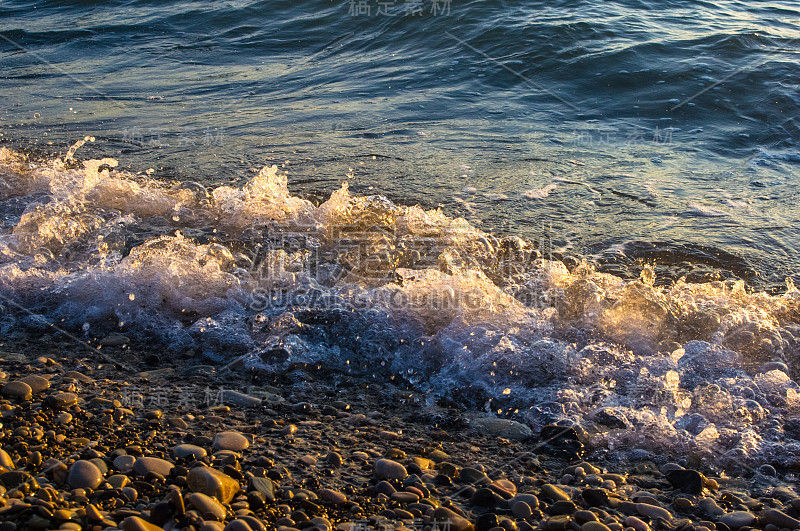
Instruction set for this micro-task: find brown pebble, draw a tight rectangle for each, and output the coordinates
[86,504,104,521]
[213,431,250,452]
[318,488,347,504]
[583,523,612,531]
[433,506,474,531]
[132,456,174,476]
[121,516,165,531]
[224,520,253,531]
[172,488,186,515]
[2,381,32,400]
[188,467,240,504]
[297,455,317,467]
[0,448,15,469]
[186,492,227,520]
[374,459,407,480]
[19,375,50,393]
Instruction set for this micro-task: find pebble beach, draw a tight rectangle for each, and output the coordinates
[1,345,800,531]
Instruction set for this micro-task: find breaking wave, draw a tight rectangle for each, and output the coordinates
[2,139,800,469]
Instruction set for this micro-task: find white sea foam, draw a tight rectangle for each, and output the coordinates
[1,143,800,466]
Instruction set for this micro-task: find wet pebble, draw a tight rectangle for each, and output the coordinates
[19,375,50,393]
[760,509,800,529]
[541,484,571,502]
[132,456,174,476]
[719,511,756,529]
[2,381,32,400]
[374,459,407,480]
[318,488,347,504]
[67,460,103,490]
[188,466,240,503]
[113,455,136,473]
[213,431,250,451]
[186,492,227,520]
[174,444,208,460]
[665,469,705,495]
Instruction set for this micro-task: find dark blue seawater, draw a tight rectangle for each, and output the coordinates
[3,1,800,465]
[2,0,799,285]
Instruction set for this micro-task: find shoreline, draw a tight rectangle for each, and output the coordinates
[1,344,799,531]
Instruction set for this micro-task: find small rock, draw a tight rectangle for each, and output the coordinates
[113,455,136,473]
[698,498,724,517]
[624,516,650,531]
[326,452,343,466]
[168,416,189,429]
[188,466,240,503]
[132,456,174,476]
[46,392,78,409]
[760,509,800,530]
[374,459,407,480]
[221,390,261,408]
[512,501,533,519]
[547,515,572,531]
[541,484,571,502]
[0,448,15,469]
[636,503,672,521]
[574,511,597,524]
[673,498,694,511]
[460,467,491,485]
[594,408,628,429]
[86,504,103,521]
[428,449,450,462]
[174,444,207,460]
[472,417,533,440]
[391,491,420,503]
[540,425,584,460]
[297,455,317,467]
[513,494,540,509]
[249,477,275,502]
[2,381,32,400]
[213,431,250,452]
[470,487,507,507]
[319,488,347,504]
[433,506,474,531]
[108,474,130,488]
[225,520,254,531]
[19,375,50,393]
[550,501,578,515]
[665,469,705,495]
[67,460,103,490]
[186,492,227,520]
[376,480,397,496]
[719,511,757,529]
[121,516,165,531]
[582,488,610,507]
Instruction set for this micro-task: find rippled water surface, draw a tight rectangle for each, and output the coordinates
[2,0,799,284]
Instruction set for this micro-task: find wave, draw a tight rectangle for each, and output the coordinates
[1,139,800,468]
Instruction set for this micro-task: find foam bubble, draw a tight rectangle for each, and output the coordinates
[1,144,800,466]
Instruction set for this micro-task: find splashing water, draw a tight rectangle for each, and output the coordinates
[1,141,800,468]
